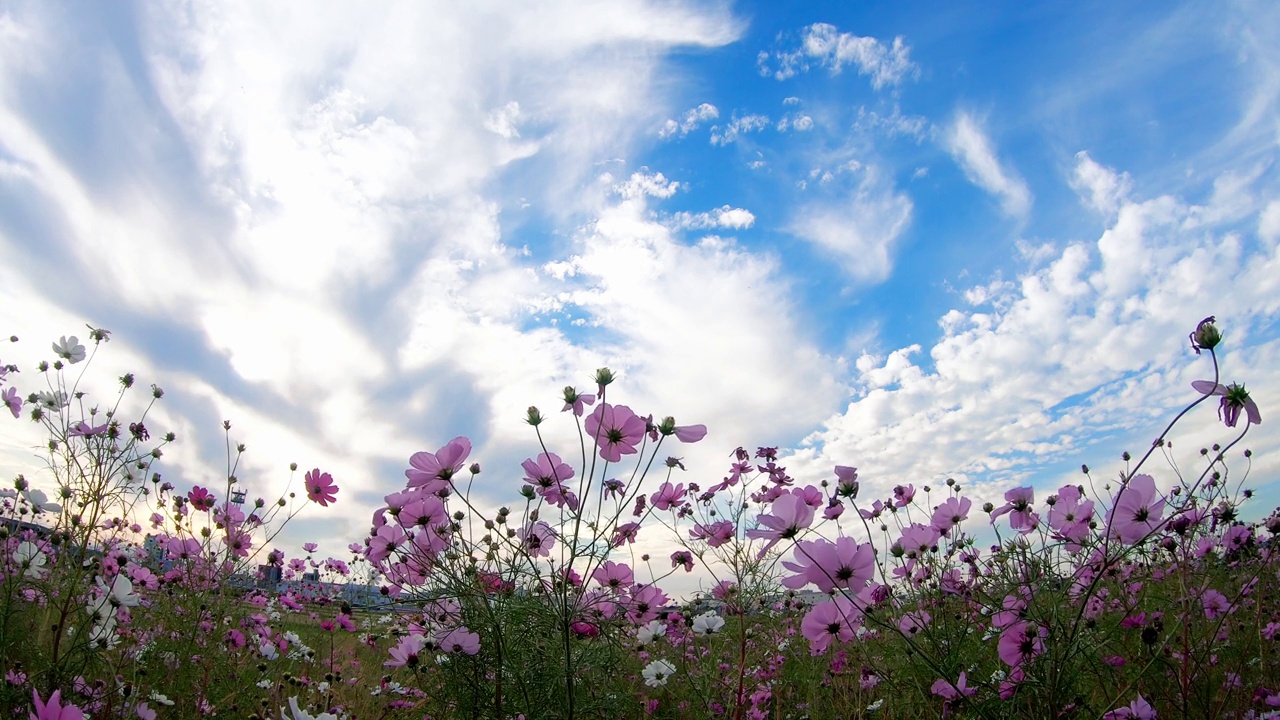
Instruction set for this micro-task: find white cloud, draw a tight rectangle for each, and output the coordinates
[669,205,756,230]
[760,23,918,89]
[1071,151,1132,216]
[658,102,719,138]
[945,112,1032,218]
[615,170,682,200]
[795,162,1280,513]
[788,166,913,283]
[710,114,770,146]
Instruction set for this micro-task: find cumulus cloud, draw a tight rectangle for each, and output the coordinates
[945,112,1032,218]
[759,23,918,89]
[710,114,770,146]
[797,156,1280,514]
[658,102,719,138]
[669,205,756,230]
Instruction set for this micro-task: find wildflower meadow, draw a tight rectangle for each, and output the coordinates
[1,316,1277,720]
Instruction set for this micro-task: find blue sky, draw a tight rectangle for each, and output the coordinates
[2,1,1278,593]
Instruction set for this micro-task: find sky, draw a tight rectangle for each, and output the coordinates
[1,1,1278,597]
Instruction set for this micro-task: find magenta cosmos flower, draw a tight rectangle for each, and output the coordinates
[990,486,1039,533]
[801,596,859,653]
[1107,474,1166,544]
[30,689,85,720]
[781,536,874,594]
[746,490,817,556]
[584,403,646,462]
[305,469,339,507]
[407,436,472,488]
[998,620,1046,668]
[518,521,556,558]
[1192,380,1262,428]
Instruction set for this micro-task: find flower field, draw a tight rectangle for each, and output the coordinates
[2,318,1277,720]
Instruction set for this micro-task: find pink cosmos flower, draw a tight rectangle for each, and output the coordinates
[592,561,635,591]
[801,596,859,653]
[746,490,816,556]
[626,584,670,624]
[611,521,641,548]
[650,482,687,511]
[931,671,977,701]
[892,484,915,508]
[30,689,85,720]
[990,487,1039,533]
[399,496,447,531]
[561,387,596,416]
[385,633,428,667]
[584,403,646,462]
[518,521,556,558]
[672,424,707,443]
[998,621,1046,668]
[302,542,318,553]
[1107,474,1166,544]
[523,452,575,489]
[670,550,694,572]
[1191,380,1261,427]
[2,386,20,418]
[930,496,972,535]
[1202,589,1231,619]
[67,421,108,438]
[834,465,859,497]
[187,486,216,512]
[781,536,874,594]
[305,469,339,507]
[367,524,407,563]
[690,520,735,548]
[1048,484,1094,547]
[437,627,481,655]
[407,437,472,487]
[893,523,940,558]
[1103,695,1156,719]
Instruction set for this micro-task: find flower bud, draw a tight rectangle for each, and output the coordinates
[525,406,544,426]
[592,368,616,388]
[1189,316,1221,355]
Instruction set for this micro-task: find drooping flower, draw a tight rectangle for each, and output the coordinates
[584,403,647,463]
[51,336,87,364]
[642,659,676,687]
[990,487,1038,533]
[670,550,694,572]
[1188,316,1220,355]
[304,469,339,507]
[2,386,20,418]
[561,386,596,416]
[1191,380,1262,428]
[1107,474,1166,544]
[30,689,85,720]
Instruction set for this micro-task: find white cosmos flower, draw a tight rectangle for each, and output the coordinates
[14,541,48,579]
[692,611,725,636]
[281,696,338,720]
[52,336,87,363]
[636,619,667,646]
[35,390,68,411]
[22,489,62,514]
[149,692,175,706]
[642,659,676,687]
